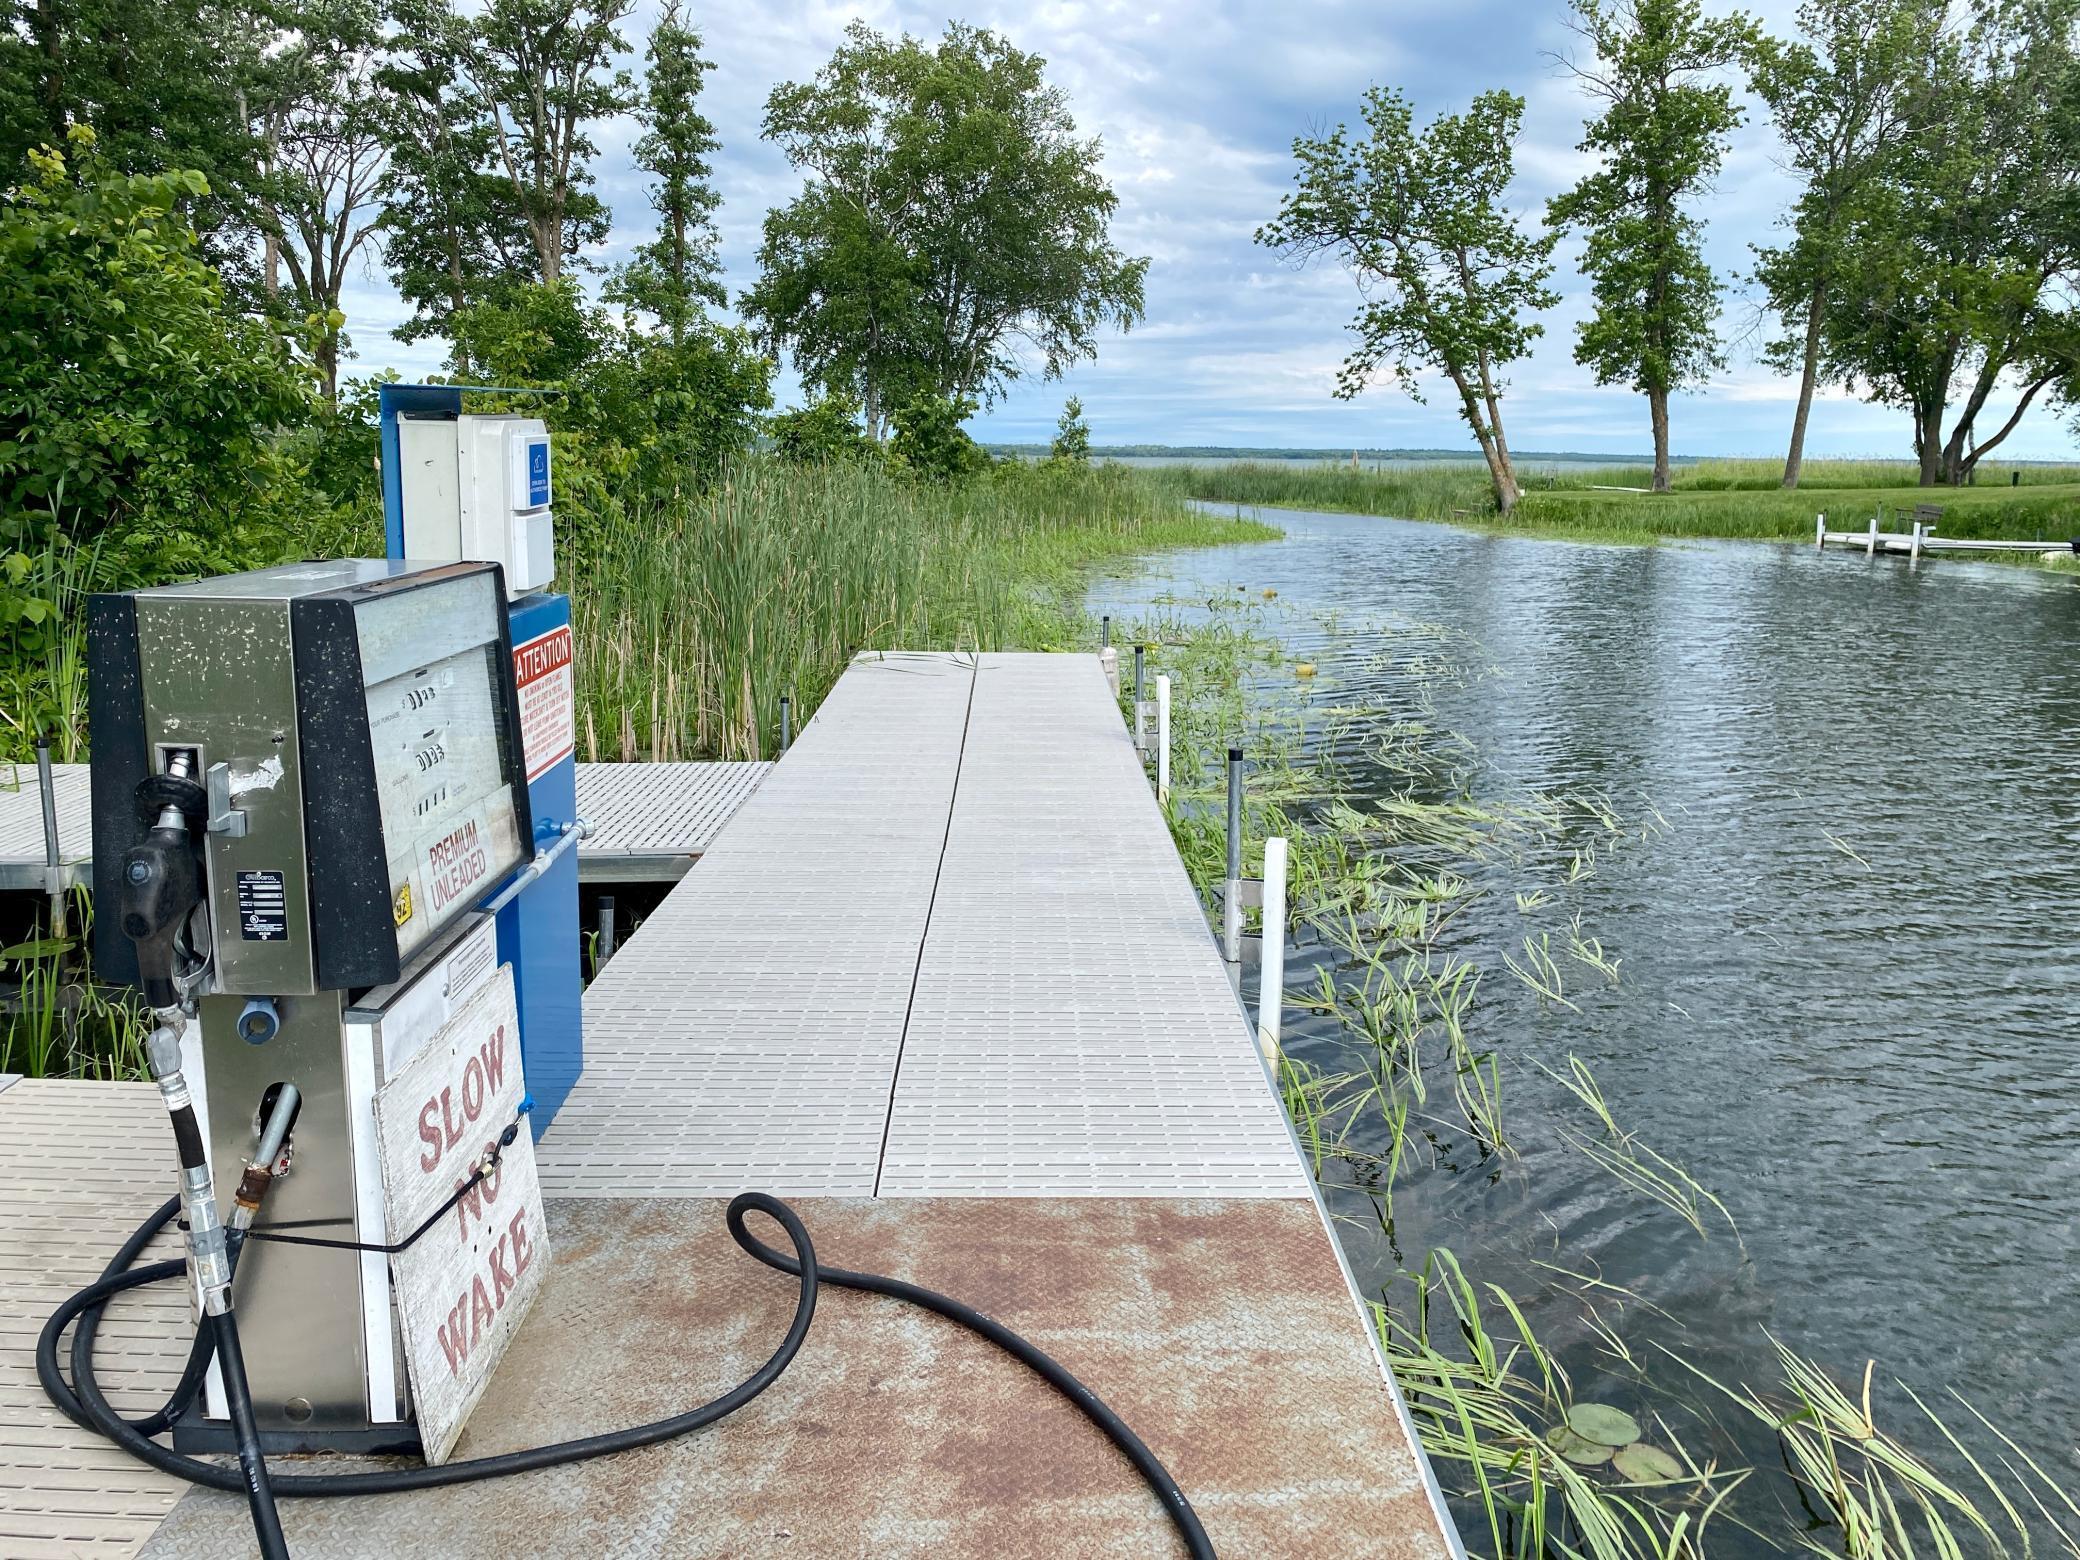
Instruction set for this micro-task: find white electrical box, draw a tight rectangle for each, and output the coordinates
[397,413,555,598]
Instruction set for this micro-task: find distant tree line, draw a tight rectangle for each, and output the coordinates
[1262,0,2080,509]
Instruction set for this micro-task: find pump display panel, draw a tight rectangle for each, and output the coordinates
[89,559,534,996]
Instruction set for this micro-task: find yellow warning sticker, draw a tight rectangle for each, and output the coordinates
[392,882,414,927]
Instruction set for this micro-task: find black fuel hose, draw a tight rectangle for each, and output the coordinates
[40,1191,1217,1560]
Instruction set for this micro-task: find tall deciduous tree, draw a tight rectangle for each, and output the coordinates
[743,21,1147,440]
[462,0,637,285]
[612,1,723,343]
[1259,88,1558,515]
[1749,0,1932,488]
[250,0,390,402]
[1816,0,2080,484]
[1547,0,1756,493]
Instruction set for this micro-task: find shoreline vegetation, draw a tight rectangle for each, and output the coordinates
[1158,458,2080,556]
[1,459,1278,1079]
[1131,599,2077,1560]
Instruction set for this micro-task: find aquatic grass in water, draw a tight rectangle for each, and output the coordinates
[1127,602,2070,1559]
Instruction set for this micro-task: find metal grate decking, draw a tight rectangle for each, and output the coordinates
[0,761,768,896]
[536,651,1305,1201]
[878,655,1303,1196]
[0,1082,189,1557]
[572,760,769,881]
[538,653,975,1197]
[0,764,92,893]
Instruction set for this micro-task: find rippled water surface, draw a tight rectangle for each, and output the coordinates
[1087,506,2080,1527]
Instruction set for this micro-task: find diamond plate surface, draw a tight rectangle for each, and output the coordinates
[878,654,1305,1197]
[0,763,91,892]
[534,653,977,1197]
[573,761,769,881]
[0,1081,188,1557]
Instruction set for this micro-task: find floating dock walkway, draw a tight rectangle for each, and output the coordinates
[3,651,1459,1559]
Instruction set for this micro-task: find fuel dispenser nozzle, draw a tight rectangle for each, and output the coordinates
[119,751,208,1010]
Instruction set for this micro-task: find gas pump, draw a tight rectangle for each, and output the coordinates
[87,559,543,1454]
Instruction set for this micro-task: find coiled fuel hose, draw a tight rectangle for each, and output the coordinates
[40,1191,1217,1560]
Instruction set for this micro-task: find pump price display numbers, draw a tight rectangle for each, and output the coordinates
[351,570,527,962]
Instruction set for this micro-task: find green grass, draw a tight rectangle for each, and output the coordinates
[570,454,1277,761]
[1162,458,2080,547]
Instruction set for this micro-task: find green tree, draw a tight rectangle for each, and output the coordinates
[1814,0,2080,485]
[1259,88,1558,515]
[0,0,277,300]
[768,395,875,465]
[612,2,723,342]
[0,129,314,554]
[464,0,638,284]
[249,0,391,403]
[1050,396,1092,462]
[888,393,987,482]
[743,21,1147,440]
[375,0,528,356]
[1749,0,1934,488]
[1547,0,1756,493]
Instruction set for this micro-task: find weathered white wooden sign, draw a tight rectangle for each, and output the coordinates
[372,962,549,1463]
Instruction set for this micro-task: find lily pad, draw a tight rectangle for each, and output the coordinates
[1567,1403,1642,1446]
[1612,1443,1685,1482]
[1544,1425,1614,1466]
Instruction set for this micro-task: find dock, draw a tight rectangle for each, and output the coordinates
[1816,515,2078,560]
[2,651,1459,1559]
[0,759,772,893]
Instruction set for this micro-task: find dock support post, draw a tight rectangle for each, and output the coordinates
[1099,616,1119,698]
[35,735,64,938]
[597,896,617,967]
[779,694,792,755]
[1155,675,1171,806]
[1816,512,1826,549]
[1256,836,1287,1065]
[1911,521,1925,560]
[1867,515,1879,557]
[1223,748,1244,964]
[1133,646,1147,756]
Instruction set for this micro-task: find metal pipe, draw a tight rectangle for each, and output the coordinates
[1133,646,1146,755]
[1155,676,1171,806]
[779,695,792,755]
[35,736,64,936]
[1222,748,1243,964]
[480,817,591,917]
[597,895,617,966]
[1256,837,1288,1066]
[1101,615,1111,650]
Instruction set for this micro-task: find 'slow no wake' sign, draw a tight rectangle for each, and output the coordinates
[373,962,549,1463]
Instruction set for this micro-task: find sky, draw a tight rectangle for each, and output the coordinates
[342,0,2080,461]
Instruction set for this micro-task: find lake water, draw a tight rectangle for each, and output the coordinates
[1086,505,2080,1545]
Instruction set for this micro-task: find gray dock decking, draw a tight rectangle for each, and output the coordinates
[3,651,1459,1559]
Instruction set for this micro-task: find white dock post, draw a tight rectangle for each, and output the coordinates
[1099,616,1119,698]
[1155,675,1172,806]
[1911,520,1925,560]
[1816,511,1826,549]
[1256,836,1287,1065]
[1867,514,1879,556]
